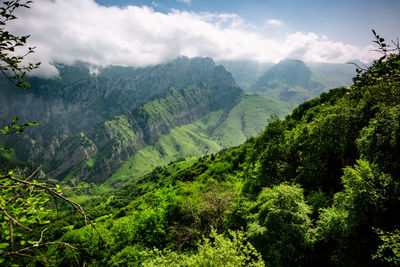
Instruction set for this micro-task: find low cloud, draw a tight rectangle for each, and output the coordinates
[8,0,378,78]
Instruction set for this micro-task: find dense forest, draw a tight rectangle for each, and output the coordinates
[1,28,400,266]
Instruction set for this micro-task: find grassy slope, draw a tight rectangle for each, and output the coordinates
[103,94,293,186]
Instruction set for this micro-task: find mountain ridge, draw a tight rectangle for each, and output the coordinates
[0,57,244,183]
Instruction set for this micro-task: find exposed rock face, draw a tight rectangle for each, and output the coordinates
[0,57,242,183]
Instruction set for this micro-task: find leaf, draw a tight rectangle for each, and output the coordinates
[12,116,18,125]
[0,147,12,152]
[0,243,9,249]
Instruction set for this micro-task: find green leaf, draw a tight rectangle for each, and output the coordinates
[0,243,9,249]
[0,147,12,152]
[11,117,19,125]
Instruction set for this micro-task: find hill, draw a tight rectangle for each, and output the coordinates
[34,51,400,266]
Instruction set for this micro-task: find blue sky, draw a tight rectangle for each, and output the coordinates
[8,0,399,78]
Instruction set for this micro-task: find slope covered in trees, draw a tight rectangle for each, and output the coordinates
[3,42,398,266]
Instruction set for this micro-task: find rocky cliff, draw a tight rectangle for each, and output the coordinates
[0,57,242,183]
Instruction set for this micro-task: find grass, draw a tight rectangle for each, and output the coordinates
[211,93,293,146]
[103,124,223,187]
[102,93,293,187]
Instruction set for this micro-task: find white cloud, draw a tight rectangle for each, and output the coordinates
[265,19,283,27]
[89,65,100,76]
[177,0,191,4]
[7,0,379,78]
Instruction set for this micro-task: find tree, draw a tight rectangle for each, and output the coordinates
[0,0,40,90]
[141,230,265,267]
[0,2,115,265]
[315,160,399,265]
[246,183,312,266]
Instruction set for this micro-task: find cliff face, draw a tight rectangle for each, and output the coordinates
[0,57,242,183]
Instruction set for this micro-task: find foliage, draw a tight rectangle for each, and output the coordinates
[0,0,40,89]
[314,160,399,265]
[58,225,113,266]
[142,230,265,267]
[0,172,50,265]
[357,105,400,176]
[0,117,38,152]
[247,183,312,266]
[373,228,400,265]
[111,187,178,249]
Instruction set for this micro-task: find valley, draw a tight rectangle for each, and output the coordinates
[1,57,297,186]
[3,43,399,267]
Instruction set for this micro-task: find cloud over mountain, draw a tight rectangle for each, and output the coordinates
[9,0,378,78]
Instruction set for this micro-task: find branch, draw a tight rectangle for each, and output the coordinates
[1,174,117,265]
[25,164,42,181]
[347,62,368,72]
[2,241,77,258]
[3,174,88,224]
[37,227,47,244]
[0,203,32,231]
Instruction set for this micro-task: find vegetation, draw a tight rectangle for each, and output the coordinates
[2,6,400,265]
[31,36,399,266]
[104,93,292,187]
[0,2,109,266]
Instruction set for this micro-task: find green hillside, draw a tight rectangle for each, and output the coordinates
[13,50,396,266]
[104,93,292,187]
[3,46,400,266]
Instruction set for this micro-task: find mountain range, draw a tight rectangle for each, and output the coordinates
[1,57,293,185]
[219,58,357,104]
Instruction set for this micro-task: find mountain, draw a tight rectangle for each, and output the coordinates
[250,59,326,104]
[0,57,242,183]
[1,57,292,184]
[307,61,359,88]
[216,60,273,89]
[103,93,292,187]
[220,59,356,105]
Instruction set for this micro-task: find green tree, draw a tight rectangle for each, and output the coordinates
[373,228,400,265]
[315,160,399,265]
[0,0,40,89]
[247,183,312,266]
[142,230,265,267]
[0,2,114,265]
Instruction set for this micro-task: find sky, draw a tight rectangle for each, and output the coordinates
[7,0,400,78]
